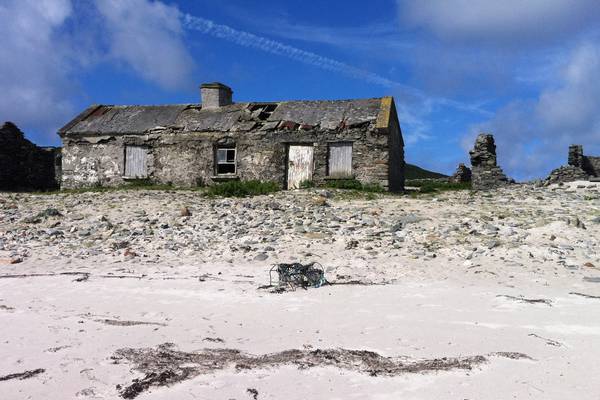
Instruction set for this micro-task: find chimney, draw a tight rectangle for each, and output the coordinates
[200,82,233,109]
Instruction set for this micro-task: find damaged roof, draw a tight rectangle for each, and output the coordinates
[59,97,395,136]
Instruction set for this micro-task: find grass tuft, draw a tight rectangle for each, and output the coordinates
[205,180,279,197]
[324,179,384,193]
[406,179,471,195]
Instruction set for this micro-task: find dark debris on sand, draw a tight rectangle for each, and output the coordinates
[112,343,531,398]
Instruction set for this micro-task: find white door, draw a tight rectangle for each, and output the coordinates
[287,145,314,189]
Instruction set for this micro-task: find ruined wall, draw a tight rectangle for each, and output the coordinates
[60,123,396,190]
[568,145,584,169]
[582,156,600,177]
[545,165,589,184]
[387,104,405,192]
[449,163,471,183]
[0,122,60,191]
[61,137,124,188]
[548,144,600,183]
[469,133,510,190]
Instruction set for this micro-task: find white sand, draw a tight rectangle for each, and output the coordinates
[1,181,599,399]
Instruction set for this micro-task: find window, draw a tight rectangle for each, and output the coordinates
[328,142,352,178]
[216,147,236,175]
[124,145,148,178]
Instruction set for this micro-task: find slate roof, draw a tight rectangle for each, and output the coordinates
[59,98,392,136]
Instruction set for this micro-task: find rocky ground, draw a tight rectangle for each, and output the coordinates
[1,181,599,399]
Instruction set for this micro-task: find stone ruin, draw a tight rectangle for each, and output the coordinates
[0,122,61,191]
[469,133,511,190]
[546,145,600,184]
[448,163,471,184]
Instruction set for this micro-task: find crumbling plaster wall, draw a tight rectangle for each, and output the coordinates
[61,138,124,188]
[61,123,394,190]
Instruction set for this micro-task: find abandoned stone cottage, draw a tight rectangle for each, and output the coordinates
[58,83,405,191]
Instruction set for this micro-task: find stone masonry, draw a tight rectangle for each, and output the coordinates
[0,122,61,191]
[545,144,600,183]
[448,163,471,184]
[469,133,510,190]
[59,84,405,192]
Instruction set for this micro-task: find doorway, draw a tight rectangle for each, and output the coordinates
[287,145,314,189]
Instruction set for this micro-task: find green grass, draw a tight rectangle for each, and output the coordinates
[299,180,315,189]
[406,179,471,195]
[324,179,384,192]
[205,180,280,197]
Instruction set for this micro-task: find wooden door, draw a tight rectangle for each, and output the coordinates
[287,145,314,189]
[328,142,352,178]
[124,146,148,178]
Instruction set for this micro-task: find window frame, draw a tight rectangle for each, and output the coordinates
[215,146,237,175]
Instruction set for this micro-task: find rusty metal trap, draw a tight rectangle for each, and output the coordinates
[268,262,329,291]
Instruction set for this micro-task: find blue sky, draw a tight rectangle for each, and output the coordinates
[1,0,600,179]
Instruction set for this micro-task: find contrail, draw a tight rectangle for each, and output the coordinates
[182,14,492,117]
[183,14,398,88]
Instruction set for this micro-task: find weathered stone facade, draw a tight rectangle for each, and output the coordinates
[469,134,510,190]
[545,165,589,184]
[568,144,600,177]
[59,86,404,191]
[448,163,471,184]
[0,122,60,191]
[545,144,599,183]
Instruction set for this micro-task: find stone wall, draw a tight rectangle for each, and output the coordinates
[547,144,600,183]
[469,133,510,190]
[545,165,589,184]
[0,122,60,191]
[582,156,600,177]
[568,145,584,169]
[448,163,471,183]
[386,102,405,192]
[61,122,403,191]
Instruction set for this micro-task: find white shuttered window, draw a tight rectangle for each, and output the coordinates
[124,146,148,178]
[328,142,352,178]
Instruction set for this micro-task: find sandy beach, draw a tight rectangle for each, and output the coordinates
[1,181,599,399]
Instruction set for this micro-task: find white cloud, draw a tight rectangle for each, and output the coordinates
[399,0,600,44]
[0,0,195,143]
[465,42,600,180]
[537,44,600,134]
[0,0,75,142]
[95,0,194,90]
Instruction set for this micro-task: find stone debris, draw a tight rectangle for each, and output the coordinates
[545,144,599,183]
[546,165,589,184]
[469,134,511,190]
[449,163,471,183]
[0,182,598,287]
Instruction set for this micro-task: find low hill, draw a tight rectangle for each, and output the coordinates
[405,163,448,180]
